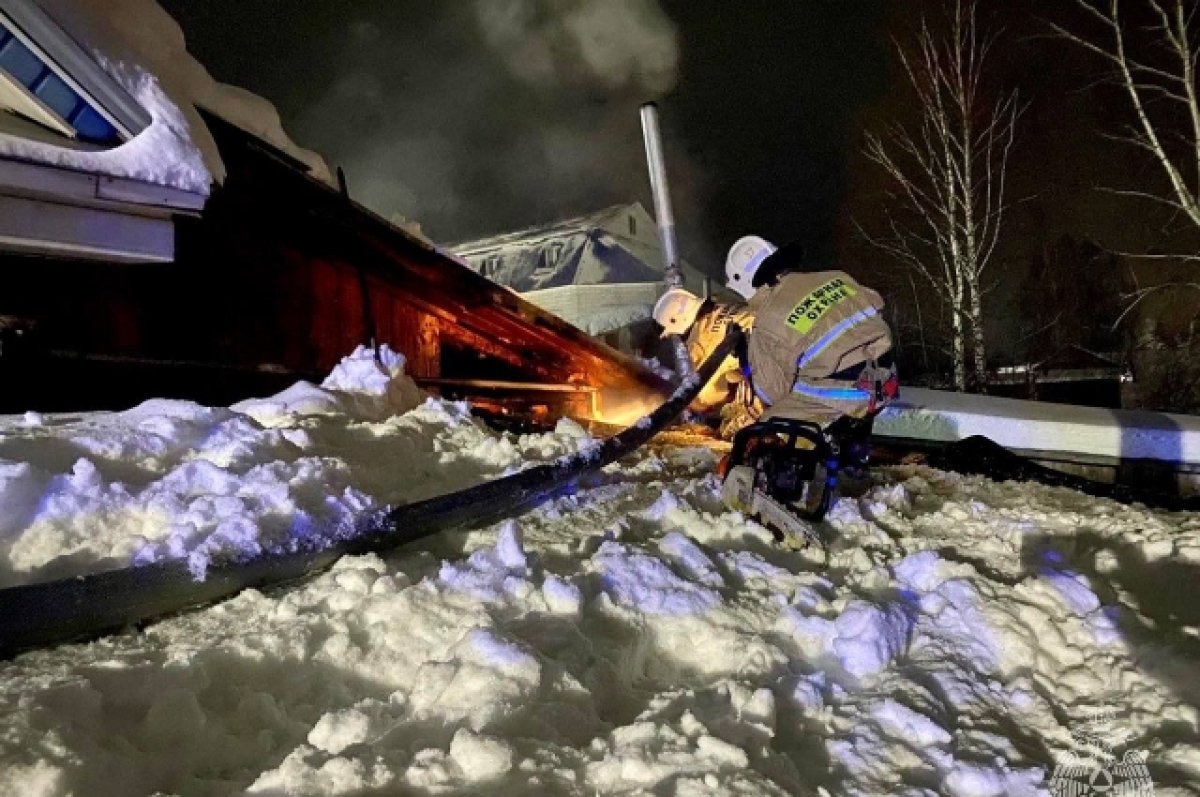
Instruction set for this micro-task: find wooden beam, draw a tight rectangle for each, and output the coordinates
[439,322,563,382]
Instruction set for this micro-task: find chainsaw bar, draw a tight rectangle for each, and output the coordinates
[721,465,820,549]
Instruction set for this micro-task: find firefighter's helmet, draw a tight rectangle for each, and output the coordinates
[725,235,777,300]
[653,288,705,337]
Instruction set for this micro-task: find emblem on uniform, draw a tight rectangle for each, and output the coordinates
[785,278,856,334]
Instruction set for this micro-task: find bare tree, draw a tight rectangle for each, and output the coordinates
[1052,1,1200,322]
[1053,0,1200,236]
[857,0,1019,391]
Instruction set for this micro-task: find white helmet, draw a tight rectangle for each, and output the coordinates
[725,235,777,300]
[653,288,705,337]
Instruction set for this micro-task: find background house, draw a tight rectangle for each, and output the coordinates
[988,346,1131,408]
[451,203,735,354]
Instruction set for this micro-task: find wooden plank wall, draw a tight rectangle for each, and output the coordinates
[309,257,441,379]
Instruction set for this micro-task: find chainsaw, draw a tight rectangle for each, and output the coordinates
[718,417,871,549]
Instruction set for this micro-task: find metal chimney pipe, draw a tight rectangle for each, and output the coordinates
[640,103,695,380]
[640,103,683,289]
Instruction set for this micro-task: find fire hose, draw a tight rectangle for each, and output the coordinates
[0,328,746,660]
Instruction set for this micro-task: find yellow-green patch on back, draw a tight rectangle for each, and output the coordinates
[785,278,857,334]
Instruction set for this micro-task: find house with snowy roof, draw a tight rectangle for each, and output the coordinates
[989,346,1131,409]
[451,202,732,353]
[0,0,665,416]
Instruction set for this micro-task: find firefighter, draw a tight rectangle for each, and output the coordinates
[652,287,762,437]
[724,235,898,434]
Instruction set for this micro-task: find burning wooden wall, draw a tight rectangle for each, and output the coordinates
[0,113,669,418]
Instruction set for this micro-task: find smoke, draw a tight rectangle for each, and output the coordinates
[294,0,707,255]
[473,0,679,93]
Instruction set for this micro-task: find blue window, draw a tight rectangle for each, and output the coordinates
[0,28,42,85]
[70,105,117,142]
[33,70,79,119]
[0,19,122,145]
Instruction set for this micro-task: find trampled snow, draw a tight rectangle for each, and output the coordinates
[1,351,1199,795]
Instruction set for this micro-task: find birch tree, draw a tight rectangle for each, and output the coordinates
[858,0,1019,391]
[1053,1,1200,233]
[1052,0,1200,318]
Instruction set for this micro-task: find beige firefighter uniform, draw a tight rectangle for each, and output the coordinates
[684,303,763,436]
[745,270,894,427]
[685,303,754,409]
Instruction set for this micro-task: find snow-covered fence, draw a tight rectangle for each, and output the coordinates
[877,388,1200,496]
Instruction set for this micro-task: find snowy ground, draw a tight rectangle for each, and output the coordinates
[1,351,1199,795]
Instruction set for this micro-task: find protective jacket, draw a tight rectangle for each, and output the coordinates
[686,303,756,411]
[745,270,895,425]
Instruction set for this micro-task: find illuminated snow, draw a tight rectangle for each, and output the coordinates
[0,345,596,584]
[0,351,1198,794]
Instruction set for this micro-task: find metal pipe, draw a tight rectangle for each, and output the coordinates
[640,103,695,379]
[639,103,682,289]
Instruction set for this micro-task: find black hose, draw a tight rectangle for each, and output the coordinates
[0,328,744,660]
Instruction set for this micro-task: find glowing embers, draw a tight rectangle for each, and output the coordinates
[591,385,665,428]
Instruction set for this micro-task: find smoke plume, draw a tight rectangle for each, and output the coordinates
[473,0,678,93]
[295,0,704,253]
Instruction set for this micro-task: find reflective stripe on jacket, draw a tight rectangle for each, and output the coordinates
[745,270,892,408]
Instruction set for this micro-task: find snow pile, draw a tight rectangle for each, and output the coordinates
[2,427,1199,793]
[0,345,597,585]
[1,353,1199,793]
[0,0,330,192]
[235,344,424,425]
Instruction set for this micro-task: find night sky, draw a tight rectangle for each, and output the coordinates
[156,0,890,266]
[153,0,1200,369]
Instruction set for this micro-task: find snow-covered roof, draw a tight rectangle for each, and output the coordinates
[0,10,142,144]
[454,204,652,254]
[0,0,330,195]
[450,202,721,296]
[522,282,662,335]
